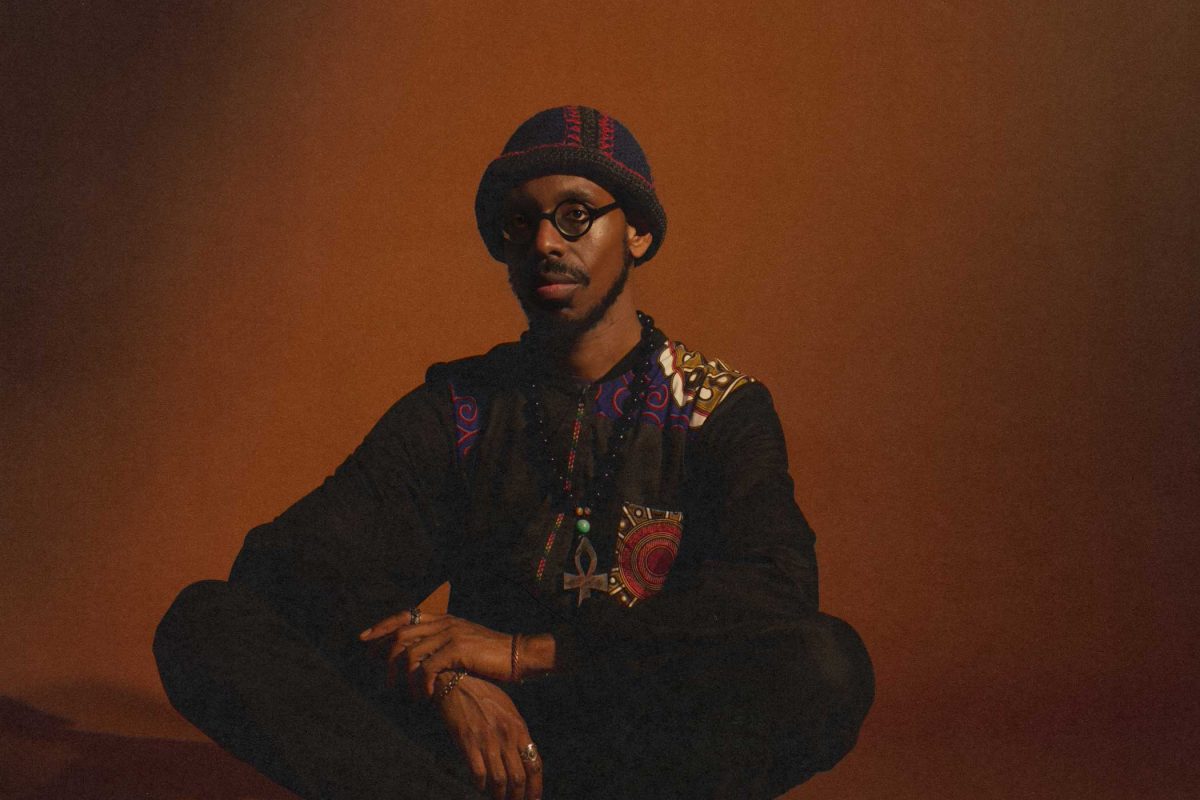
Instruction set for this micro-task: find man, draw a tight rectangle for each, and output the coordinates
[154,106,874,800]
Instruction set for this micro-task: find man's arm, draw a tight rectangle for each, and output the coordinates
[374,382,819,682]
[227,383,462,663]
[170,380,544,799]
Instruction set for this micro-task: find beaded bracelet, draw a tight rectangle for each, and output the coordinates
[436,669,468,701]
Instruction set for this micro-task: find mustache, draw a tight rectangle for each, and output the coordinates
[536,260,590,287]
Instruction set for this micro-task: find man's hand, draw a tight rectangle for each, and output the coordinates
[360,612,524,697]
[435,674,544,800]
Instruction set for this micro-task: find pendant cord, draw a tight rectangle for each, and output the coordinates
[526,312,658,582]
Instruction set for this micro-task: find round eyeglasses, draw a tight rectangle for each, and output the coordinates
[501,199,621,245]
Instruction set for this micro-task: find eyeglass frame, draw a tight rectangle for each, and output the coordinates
[500,199,622,245]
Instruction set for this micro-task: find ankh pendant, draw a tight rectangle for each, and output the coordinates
[562,536,606,606]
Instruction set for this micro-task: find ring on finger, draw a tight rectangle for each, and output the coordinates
[408,607,421,625]
[519,742,540,767]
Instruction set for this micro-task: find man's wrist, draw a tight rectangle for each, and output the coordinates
[434,668,468,702]
[431,669,465,700]
[515,633,557,679]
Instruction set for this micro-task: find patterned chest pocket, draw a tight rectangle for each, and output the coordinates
[608,502,684,608]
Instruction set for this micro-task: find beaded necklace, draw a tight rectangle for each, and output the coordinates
[527,312,658,602]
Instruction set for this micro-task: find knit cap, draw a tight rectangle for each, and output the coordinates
[475,106,667,264]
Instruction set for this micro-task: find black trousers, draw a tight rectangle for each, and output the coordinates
[153,580,873,800]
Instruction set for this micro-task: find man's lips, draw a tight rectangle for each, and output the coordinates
[534,280,580,301]
[532,273,584,302]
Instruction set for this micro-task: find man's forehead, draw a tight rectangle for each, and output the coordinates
[504,174,614,206]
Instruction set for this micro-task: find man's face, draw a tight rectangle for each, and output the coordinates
[501,175,652,337]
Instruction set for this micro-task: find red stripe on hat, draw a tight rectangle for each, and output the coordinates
[563,106,583,146]
[598,114,616,158]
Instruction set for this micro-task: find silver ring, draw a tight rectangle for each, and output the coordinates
[408,608,421,625]
[519,742,540,764]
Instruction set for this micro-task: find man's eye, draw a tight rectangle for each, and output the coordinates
[563,206,588,221]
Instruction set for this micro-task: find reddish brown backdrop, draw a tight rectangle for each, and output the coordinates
[3,3,1197,798]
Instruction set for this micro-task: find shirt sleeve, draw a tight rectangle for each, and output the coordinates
[551,381,820,675]
[228,383,462,661]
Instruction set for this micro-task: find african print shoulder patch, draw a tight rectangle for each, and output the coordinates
[608,502,684,608]
[655,342,756,430]
[449,382,481,461]
[426,342,523,466]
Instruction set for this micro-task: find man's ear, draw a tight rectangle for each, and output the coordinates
[626,222,653,262]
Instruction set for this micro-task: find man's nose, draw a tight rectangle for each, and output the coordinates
[533,217,567,258]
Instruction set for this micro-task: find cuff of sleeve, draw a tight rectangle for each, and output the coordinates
[550,622,586,675]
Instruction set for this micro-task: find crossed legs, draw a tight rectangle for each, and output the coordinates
[154,580,872,800]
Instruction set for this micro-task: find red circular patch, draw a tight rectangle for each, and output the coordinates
[618,519,681,599]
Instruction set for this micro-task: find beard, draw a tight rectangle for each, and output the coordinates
[512,246,634,346]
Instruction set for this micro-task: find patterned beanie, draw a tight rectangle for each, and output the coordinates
[475,106,667,264]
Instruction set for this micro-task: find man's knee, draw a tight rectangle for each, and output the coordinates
[775,613,874,773]
[154,579,248,660]
[611,613,874,797]
[154,580,238,696]
[153,579,290,711]
[799,613,874,714]
[155,579,224,655]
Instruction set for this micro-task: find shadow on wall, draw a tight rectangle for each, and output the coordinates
[0,695,297,800]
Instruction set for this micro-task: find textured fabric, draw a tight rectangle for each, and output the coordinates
[475,106,668,264]
[154,580,481,800]
[155,580,871,800]
[421,329,821,681]
[154,322,873,798]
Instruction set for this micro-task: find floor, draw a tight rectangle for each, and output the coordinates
[4,693,1195,800]
[0,696,293,800]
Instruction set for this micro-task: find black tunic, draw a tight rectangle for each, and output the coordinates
[155,322,871,800]
[228,324,819,678]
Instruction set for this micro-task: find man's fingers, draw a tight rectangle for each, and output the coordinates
[359,611,447,640]
[447,721,487,794]
[389,628,442,667]
[423,664,441,699]
[358,612,409,640]
[386,631,444,689]
[507,724,542,800]
[485,746,508,800]
[403,632,453,674]
[400,634,458,699]
[385,634,423,688]
[526,764,543,800]
[391,617,452,646]
[419,644,465,697]
[388,634,417,666]
[465,747,488,794]
[501,747,526,800]
[521,743,543,800]
[383,627,451,687]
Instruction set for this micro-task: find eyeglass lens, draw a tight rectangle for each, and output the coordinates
[502,201,599,243]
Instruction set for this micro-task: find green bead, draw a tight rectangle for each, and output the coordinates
[575,518,591,534]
